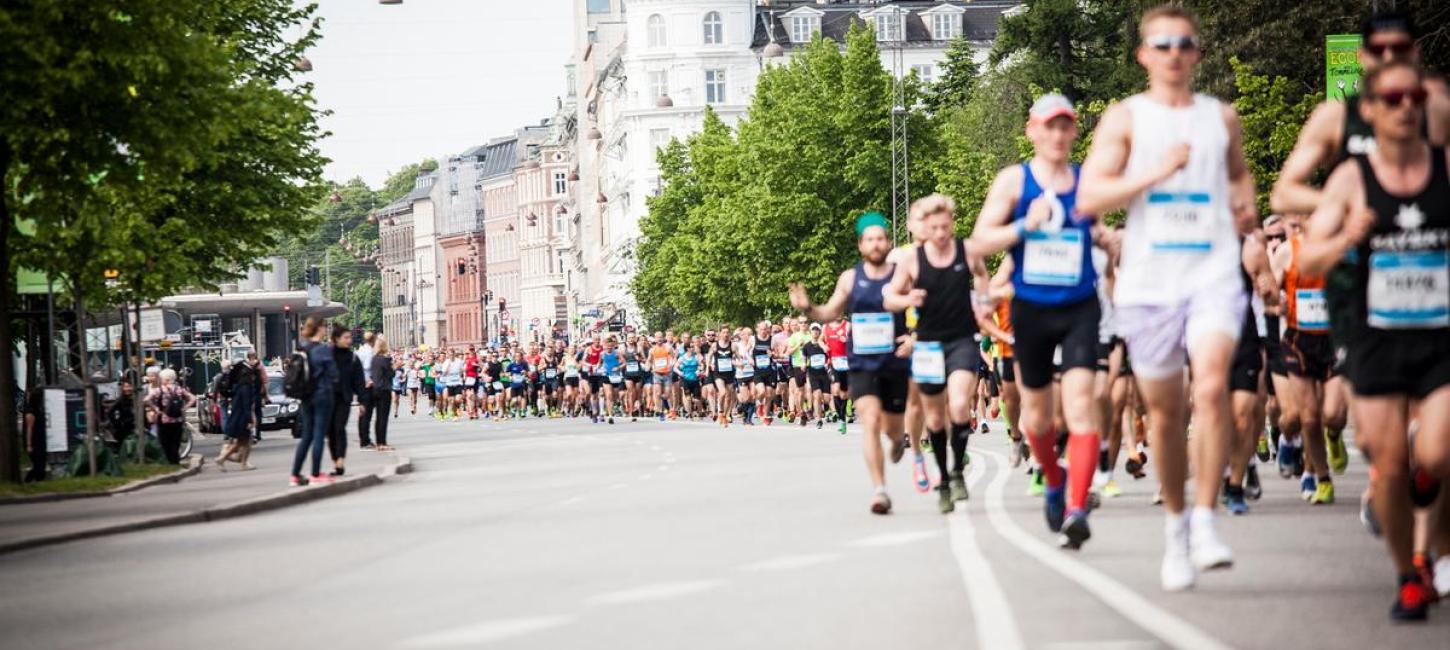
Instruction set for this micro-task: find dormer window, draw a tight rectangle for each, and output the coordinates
[790,15,820,43]
[923,4,966,41]
[873,10,903,42]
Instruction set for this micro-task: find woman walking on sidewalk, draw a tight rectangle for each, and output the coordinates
[216,352,262,471]
[369,336,396,450]
[327,325,367,475]
[147,368,197,465]
[290,317,337,487]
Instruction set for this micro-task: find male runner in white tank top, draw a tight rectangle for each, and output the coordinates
[1078,4,1259,592]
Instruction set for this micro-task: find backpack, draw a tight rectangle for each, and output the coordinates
[282,351,313,399]
[161,388,185,420]
[216,370,234,398]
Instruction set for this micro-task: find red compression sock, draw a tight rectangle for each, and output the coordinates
[1027,431,1065,488]
[1067,432,1101,512]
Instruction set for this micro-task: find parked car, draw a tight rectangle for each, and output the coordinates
[263,374,303,438]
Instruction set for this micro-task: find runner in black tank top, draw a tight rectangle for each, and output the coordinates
[883,194,982,515]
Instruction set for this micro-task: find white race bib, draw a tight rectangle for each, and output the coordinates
[492,382,503,390]
[754,354,771,369]
[1294,288,1329,332]
[1146,191,1214,255]
[545,369,557,379]
[511,373,525,384]
[565,368,579,378]
[625,362,640,373]
[831,356,850,372]
[850,312,894,355]
[1368,250,1450,329]
[717,358,733,372]
[911,341,946,385]
[808,354,827,369]
[1022,229,1085,286]
[738,363,755,379]
[463,377,477,386]
[653,358,668,371]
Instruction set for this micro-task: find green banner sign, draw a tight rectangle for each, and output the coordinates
[1326,33,1363,102]
[13,218,53,295]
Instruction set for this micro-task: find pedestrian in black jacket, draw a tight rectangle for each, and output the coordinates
[368,336,396,450]
[327,327,367,476]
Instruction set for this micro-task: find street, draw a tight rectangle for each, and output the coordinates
[0,414,1444,650]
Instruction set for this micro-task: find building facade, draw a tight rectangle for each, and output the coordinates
[406,172,444,348]
[377,187,419,349]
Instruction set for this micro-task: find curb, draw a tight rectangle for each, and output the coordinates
[0,455,204,506]
[0,455,412,556]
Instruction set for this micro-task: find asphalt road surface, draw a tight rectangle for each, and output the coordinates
[1,413,1445,650]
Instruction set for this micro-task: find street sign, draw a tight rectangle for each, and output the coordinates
[1326,34,1362,102]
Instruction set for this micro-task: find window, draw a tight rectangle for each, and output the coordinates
[649,70,669,100]
[911,64,934,83]
[874,12,902,42]
[790,16,818,43]
[553,171,567,196]
[705,69,726,104]
[702,11,722,45]
[555,210,567,237]
[650,128,671,153]
[932,13,961,41]
[647,14,666,48]
[586,0,610,14]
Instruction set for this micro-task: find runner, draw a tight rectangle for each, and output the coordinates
[792,211,911,514]
[1299,59,1450,622]
[749,321,776,425]
[1078,5,1256,588]
[884,193,985,515]
[709,329,736,426]
[649,334,675,421]
[1225,231,1277,515]
[971,93,1103,548]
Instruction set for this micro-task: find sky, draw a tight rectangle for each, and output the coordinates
[303,0,575,187]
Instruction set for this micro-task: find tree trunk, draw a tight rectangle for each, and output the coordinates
[0,143,22,483]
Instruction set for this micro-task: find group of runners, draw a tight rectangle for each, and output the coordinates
[789,5,1450,621]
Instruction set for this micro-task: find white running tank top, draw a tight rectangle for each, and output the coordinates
[1115,93,1242,306]
[1092,247,1115,342]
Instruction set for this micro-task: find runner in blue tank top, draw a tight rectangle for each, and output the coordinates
[791,212,914,515]
[969,93,1107,550]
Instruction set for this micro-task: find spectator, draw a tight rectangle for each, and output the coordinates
[357,330,378,449]
[146,368,196,464]
[216,353,262,471]
[369,336,396,450]
[23,386,47,482]
[328,325,367,474]
[290,316,338,487]
[106,380,137,446]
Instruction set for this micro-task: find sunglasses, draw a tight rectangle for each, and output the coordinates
[1147,34,1200,53]
[1371,86,1428,107]
[1365,41,1414,57]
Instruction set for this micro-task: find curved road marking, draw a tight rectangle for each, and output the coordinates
[740,553,844,572]
[946,451,1025,650]
[585,580,724,606]
[976,448,1234,650]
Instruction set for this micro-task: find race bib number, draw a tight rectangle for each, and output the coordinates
[754,354,771,369]
[608,372,623,383]
[831,356,850,372]
[545,369,558,379]
[850,312,894,355]
[463,377,477,387]
[738,364,755,379]
[717,358,734,372]
[492,382,504,390]
[1368,250,1450,329]
[565,368,579,378]
[653,358,668,372]
[625,362,640,373]
[808,354,827,370]
[511,373,525,384]
[1023,229,1085,286]
[1146,191,1214,255]
[1294,288,1329,332]
[911,341,946,385]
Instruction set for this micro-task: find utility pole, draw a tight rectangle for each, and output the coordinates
[889,36,910,245]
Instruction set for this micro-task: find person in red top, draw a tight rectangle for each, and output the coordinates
[464,348,481,419]
[823,316,851,423]
[583,336,605,418]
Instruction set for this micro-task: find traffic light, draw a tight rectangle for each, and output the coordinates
[305,265,321,286]
[498,298,506,310]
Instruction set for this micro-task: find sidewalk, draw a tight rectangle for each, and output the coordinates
[0,430,409,553]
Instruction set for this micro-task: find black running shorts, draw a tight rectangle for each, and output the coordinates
[1011,296,1101,389]
[1346,331,1450,398]
[848,368,909,414]
[1281,328,1333,382]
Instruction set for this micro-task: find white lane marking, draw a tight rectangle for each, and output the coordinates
[977,448,1234,650]
[947,452,1025,650]
[740,553,844,572]
[397,615,573,648]
[584,580,724,606]
[846,530,942,548]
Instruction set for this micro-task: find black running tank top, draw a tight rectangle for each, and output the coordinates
[914,238,977,341]
[1351,148,1450,334]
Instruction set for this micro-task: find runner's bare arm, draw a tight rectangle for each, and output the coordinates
[1429,76,1450,145]
[1269,102,1343,215]
[1299,161,1370,276]
[882,254,922,313]
[1242,233,1278,308]
[1078,103,1183,215]
[791,270,853,324]
[1223,105,1258,234]
[1269,237,1292,288]
[989,257,1016,302]
[976,311,1012,344]
[968,166,1027,256]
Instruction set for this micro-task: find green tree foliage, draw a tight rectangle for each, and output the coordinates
[634,25,938,331]
[991,0,1144,103]
[1230,57,1320,216]
[926,35,981,112]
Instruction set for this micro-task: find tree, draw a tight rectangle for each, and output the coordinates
[991,0,1143,103]
[926,35,981,113]
[1,0,326,482]
[1230,57,1320,216]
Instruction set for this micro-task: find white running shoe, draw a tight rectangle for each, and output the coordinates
[1188,509,1234,571]
[1435,555,1450,599]
[1162,514,1195,592]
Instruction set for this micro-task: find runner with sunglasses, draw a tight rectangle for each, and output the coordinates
[1079,5,1257,590]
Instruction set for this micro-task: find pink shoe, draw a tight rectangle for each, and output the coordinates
[309,473,336,485]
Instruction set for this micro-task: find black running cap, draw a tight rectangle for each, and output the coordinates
[1362,11,1416,40]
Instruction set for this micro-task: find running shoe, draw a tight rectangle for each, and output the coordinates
[1361,490,1382,537]
[1413,553,1440,605]
[1125,454,1146,480]
[1290,446,1305,478]
[658,412,665,422]
[1008,438,1024,468]
[890,437,907,464]
[1327,431,1349,475]
[921,436,933,455]
[1086,490,1101,512]
[1098,448,1110,473]
[608,416,615,425]
[289,475,309,488]
[1434,556,1450,600]
[837,421,847,435]
[1189,515,1234,571]
[1151,489,1163,505]
[1277,441,1295,478]
[913,455,930,493]
[1044,484,1066,532]
[1310,480,1335,505]
[1059,509,1091,550]
[1027,468,1045,497]
[1300,474,1318,502]
[1256,434,1271,462]
[1101,479,1122,498]
[949,471,968,502]
[870,492,892,515]
[1245,465,1263,501]
[1390,575,1429,622]
[1161,522,1196,592]
[309,473,336,485]
[979,421,990,434]
[937,486,955,514]
[1224,486,1249,515]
